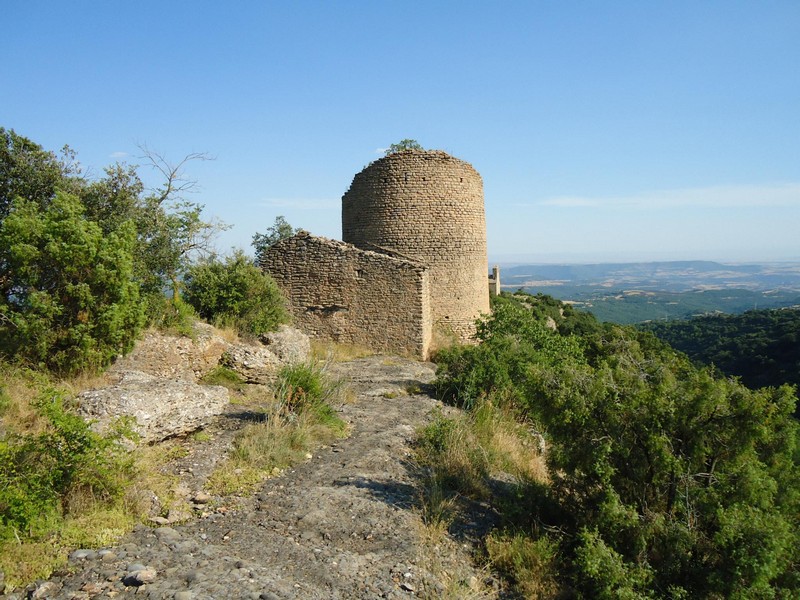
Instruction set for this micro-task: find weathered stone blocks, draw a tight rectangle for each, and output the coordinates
[342,150,489,342]
[263,149,489,358]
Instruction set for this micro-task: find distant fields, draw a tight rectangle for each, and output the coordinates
[500,260,800,323]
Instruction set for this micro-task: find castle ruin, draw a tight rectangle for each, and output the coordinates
[261,149,490,359]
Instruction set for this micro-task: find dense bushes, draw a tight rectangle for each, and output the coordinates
[0,368,134,541]
[0,192,145,374]
[183,251,288,336]
[641,307,800,416]
[0,128,238,374]
[432,292,800,598]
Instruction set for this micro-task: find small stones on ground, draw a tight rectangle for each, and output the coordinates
[149,516,171,525]
[69,549,98,561]
[31,581,61,599]
[122,566,158,587]
[193,491,212,504]
[81,581,105,594]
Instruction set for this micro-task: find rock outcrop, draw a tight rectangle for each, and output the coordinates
[107,323,230,382]
[260,324,311,365]
[77,371,229,444]
[77,323,311,443]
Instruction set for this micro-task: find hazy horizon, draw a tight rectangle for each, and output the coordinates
[488,253,800,267]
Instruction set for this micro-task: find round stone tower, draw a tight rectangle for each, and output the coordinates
[342,149,489,342]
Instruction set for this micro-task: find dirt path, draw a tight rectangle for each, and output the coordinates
[15,356,498,600]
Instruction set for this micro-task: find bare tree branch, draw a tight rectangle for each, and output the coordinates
[136,144,215,205]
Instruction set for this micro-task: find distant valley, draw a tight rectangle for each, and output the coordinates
[499,260,800,323]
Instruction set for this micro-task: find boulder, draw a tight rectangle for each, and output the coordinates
[223,326,311,383]
[220,344,282,384]
[260,325,311,365]
[77,370,229,443]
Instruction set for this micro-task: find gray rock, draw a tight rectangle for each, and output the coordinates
[123,566,158,586]
[260,325,311,365]
[222,329,315,384]
[155,526,181,541]
[69,548,98,561]
[31,581,61,599]
[220,344,282,384]
[108,323,231,381]
[77,370,229,443]
[193,491,212,504]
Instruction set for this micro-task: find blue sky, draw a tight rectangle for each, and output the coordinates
[3,1,799,263]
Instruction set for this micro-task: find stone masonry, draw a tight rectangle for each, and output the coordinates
[262,149,489,359]
[343,150,489,342]
[262,232,432,358]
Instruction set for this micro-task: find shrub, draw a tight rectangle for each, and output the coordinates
[432,291,800,598]
[0,191,144,374]
[274,362,348,435]
[206,362,347,495]
[183,250,288,336]
[0,380,133,540]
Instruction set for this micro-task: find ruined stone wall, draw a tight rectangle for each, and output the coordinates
[342,150,489,342]
[262,232,432,359]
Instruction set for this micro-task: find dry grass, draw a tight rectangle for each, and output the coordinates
[214,324,241,343]
[206,361,350,496]
[123,442,189,520]
[415,399,556,598]
[60,507,134,548]
[414,476,497,599]
[310,339,374,362]
[0,541,67,590]
[417,401,547,502]
[485,531,561,599]
[471,402,549,485]
[416,533,498,600]
[206,408,346,496]
[0,364,51,435]
[428,323,463,358]
[59,369,115,395]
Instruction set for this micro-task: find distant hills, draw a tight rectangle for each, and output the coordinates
[500,260,800,323]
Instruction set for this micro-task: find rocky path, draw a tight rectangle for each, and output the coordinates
[10,357,497,600]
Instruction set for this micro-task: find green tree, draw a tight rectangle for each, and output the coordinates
[252,215,297,265]
[183,250,288,336]
[385,139,423,154]
[0,127,82,219]
[0,191,144,374]
[80,163,144,235]
[1,130,228,312]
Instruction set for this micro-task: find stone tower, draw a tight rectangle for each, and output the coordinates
[342,149,489,342]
